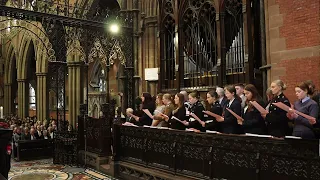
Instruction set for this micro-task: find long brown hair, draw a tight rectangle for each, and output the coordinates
[173,93,185,114]
[156,93,164,106]
[244,84,262,111]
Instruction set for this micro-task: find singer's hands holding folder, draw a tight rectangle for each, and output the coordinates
[286,105,316,125]
[203,111,224,122]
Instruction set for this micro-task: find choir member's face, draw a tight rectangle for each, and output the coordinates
[174,95,180,105]
[235,86,244,96]
[188,95,197,104]
[162,97,169,105]
[206,93,215,104]
[295,87,307,100]
[141,95,145,102]
[270,82,281,95]
[244,90,253,100]
[156,96,161,105]
[225,89,234,100]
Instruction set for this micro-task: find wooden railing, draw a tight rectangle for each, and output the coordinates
[113,125,320,180]
[15,139,54,161]
[78,103,115,157]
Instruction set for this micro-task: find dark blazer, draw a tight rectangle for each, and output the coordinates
[188,101,205,131]
[205,101,223,131]
[265,93,290,137]
[137,102,155,126]
[292,98,318,139]
[242,100,267,135]
[169,106,186,130]
[220,97,228,109]
[220,98,242,134]
[311,93,320,127]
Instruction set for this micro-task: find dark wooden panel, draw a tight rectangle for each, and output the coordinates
[113,125,320,180]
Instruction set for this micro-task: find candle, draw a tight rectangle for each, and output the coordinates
[0,106,3,119]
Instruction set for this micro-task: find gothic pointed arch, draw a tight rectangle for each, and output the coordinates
[159,0,176,90]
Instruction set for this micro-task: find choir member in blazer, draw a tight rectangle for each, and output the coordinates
[287,82,319,139]
[133,92,155,126]
[216,87,228,108]
[218,85,242,134]
[304,80,320,127]
[262,80,291,137]
[186,92,205,131]
[200,90,223,131]
[239,84,267,135]
[153,93,174,127]
[166,93,187,130]
[235,83,247,109]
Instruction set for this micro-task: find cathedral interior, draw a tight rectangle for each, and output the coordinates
[0,0,319,180]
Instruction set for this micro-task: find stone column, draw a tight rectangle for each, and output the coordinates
[242,0,254,83]
[4,83,12,116]
[145,19,158,95]
[133,8,140,103]
[36,73,47,122]
[17,79,27,118]
[68,62,82,129]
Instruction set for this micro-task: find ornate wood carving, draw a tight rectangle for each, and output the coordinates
[114,125,320,180]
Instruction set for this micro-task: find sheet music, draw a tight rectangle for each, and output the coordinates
[226,108,244,121]
[272,102,292,112]
[294,110,317,122]
[245,133,272,138]
[206,130,218,134]
[250,101,269,114]
[190,113,203,123]
[285,136,302,139]
[171,116,185,124]
[203,110,223,119]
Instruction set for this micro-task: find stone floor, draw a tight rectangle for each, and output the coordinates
[8,159,117,180]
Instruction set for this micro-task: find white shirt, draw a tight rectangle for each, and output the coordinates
[50,132,54,139]
[228,98,235,107]
[219,97,224,104]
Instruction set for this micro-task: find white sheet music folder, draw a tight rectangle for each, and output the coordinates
[245,133,272,138]
[285,136,302,139]
[206,130,218,134]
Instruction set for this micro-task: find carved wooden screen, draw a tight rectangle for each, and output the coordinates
[159,0,176,90]
[180,1,218,89]
[224,0,246,84]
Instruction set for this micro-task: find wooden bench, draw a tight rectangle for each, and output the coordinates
[15,139,54,161]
